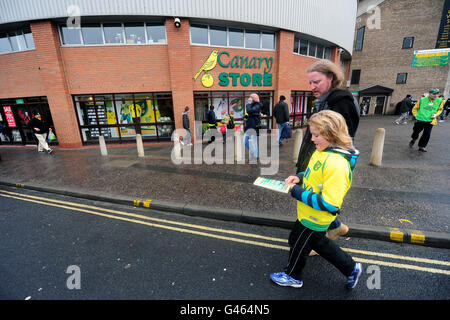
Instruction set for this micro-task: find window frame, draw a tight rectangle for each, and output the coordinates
[293,37,331,60]
[123,22,146,45]
[80,23,104,45]
[228,27,244,48]
[0,31,12,54]
[299,39,308,56]
[290,91,314,129]
[102,22,125,45]
[74,92,174,144]
[0,27,35,54]
[350,69,361,85]
[209,25,228,47]
[189,24,276,51]
[59,22,167,47]
[396,73,408,84]
[355,26,365,51]
[193,90,274,130]
[402,37,414,49]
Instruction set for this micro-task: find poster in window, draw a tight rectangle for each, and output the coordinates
[211,94,244,119]
[3,106,16,127]
[229,97,244,119]
[212,94,229,119]
[118,99,160,136]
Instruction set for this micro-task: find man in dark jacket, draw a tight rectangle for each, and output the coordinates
[273,95,290,146]
[207,105,217,143]
[394,95,413,124]
[29,113,53,154]
[295,60,360,247]
[181,106,192,146]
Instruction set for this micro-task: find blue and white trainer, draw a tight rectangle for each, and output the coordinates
[346,262,362,289]
[270,272,303,288]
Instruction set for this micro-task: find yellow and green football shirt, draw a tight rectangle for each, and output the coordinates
[291,150,352,231]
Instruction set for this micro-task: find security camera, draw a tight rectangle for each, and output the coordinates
[338,48,344,53]
[174,18,181,28]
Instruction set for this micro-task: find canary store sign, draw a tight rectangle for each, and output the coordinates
[193,50,273,88]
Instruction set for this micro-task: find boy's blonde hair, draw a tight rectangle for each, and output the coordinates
[307,59,344,89]
[308,110,353,149]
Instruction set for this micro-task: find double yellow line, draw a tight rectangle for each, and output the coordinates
[1,189,449,276]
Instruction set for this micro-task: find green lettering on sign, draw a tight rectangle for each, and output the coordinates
[263,73,272,86]
[240,73,251,86]
[217,51,230,67]
[252,73,262,86]
[229,73,240,86]
[218,73,229,86]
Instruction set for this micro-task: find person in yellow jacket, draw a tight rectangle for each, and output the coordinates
[129,103,142,134]
[270,110,362,289]
[409,88,444,152]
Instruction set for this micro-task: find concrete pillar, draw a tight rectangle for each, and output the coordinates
[370,128,385,166]
[136,134,145,157]
[234,130,244,163]
[99,135,108,156]
[292,129,303,163]
[172,131,182,161]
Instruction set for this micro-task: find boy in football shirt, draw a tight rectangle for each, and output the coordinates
[270,110,362,289]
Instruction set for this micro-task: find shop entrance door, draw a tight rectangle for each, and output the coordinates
[374,96,386,115]
[0,97,55,145]
[360,96,371,116]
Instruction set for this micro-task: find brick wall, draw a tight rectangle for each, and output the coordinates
[165,18,196,140]
[62,45,171,94]
[0,50,43,99]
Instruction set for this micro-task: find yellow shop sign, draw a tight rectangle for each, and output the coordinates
[193,50,273,88]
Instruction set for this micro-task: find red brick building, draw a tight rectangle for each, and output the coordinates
[0,0,357,148]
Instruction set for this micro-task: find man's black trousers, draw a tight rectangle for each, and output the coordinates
[411,121,433,148]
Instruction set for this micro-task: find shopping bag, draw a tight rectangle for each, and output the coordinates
[281,124,292,139]
[48,131,56,142]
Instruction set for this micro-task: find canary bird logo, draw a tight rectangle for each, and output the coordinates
[193,50,219,87]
